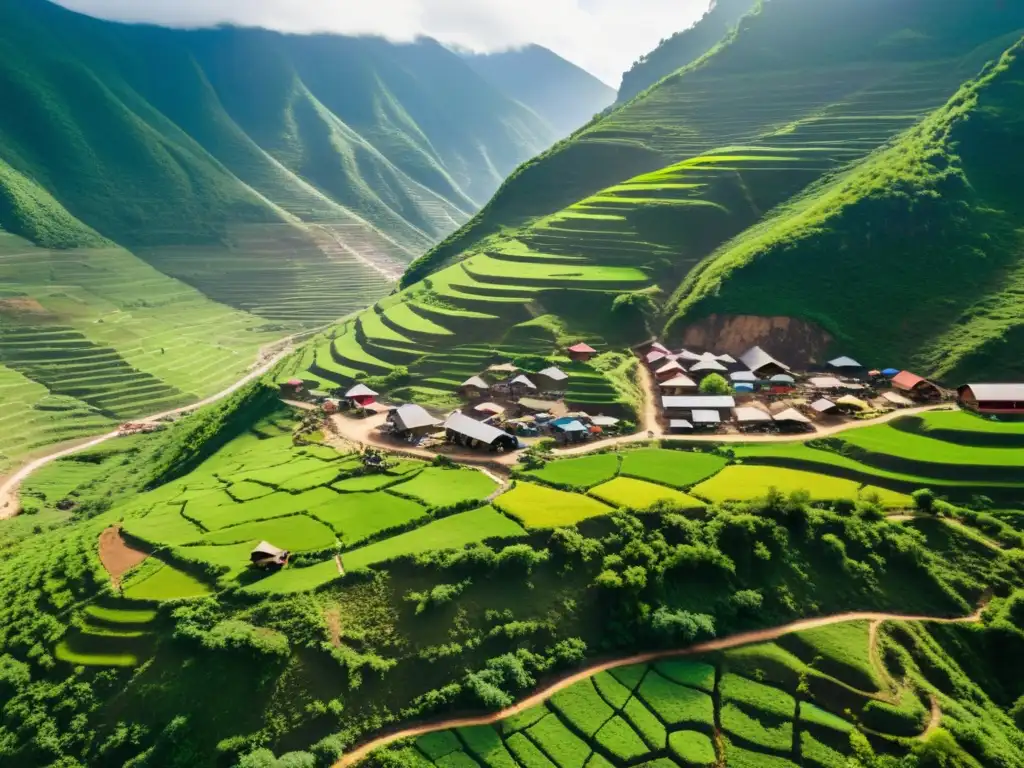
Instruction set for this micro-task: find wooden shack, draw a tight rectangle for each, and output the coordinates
[567,342,596,362]
[251,541,289,569]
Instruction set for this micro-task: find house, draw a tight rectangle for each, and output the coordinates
[251,541,289,569]
[280,378,305,397]
[344,384,379,408]
[690,359,728,376]
[892,371,941,400]
[655,360,687,380]
[734,407,773,431]
[551,418,589,443]
[767,374,797,394]
[460,376,490,398]
[829,356,865,376]
[658,374,698,396]
[668,419,694,433]
[567,342,597,362]
[537,366,570,391]
[692,410,722,429]
[883,391,915,407]
[774,408,813,432]
[472,402,506,420]
[730,371,759,384]
[517,397,560,415]
[809,376,844,391]
[388,404,443,438]
[645,350,668,367]
[662,396,735,421]
[739,346,791,378]
[810,398,839,415]
[509,375,538,398]
[958,384,1024,415]
[445,412,518,452]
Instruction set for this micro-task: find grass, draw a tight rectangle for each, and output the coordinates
[121,563,212,601]
[593,716,651,762]
[720,673,796,719]
[342,507,526,571]
[720,702,793,752]
[194,515,337,552]
[841,424,1024,467]
[525,714,589,768]
[653,661,716,693]
[309,492,429,545]
[390,467,498,508]
[242,559,342,595]
[778,621,880,692]
[667,731,716,766]
[83,605,157,625]
[494,482,614,528]
[589,477,704,511]
[549,679,614,736]
[622,697,666,750]
[619,449,728,489]
[691,466,863,503]
[636,673,715,729]
[524,454,619,489]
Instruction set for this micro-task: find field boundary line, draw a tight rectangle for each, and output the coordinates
[334,608,982,766]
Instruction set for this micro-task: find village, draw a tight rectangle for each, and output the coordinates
[280,339,1024,457]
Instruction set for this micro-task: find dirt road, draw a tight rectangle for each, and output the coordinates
[335,608,981,767]
[0,340,299,519]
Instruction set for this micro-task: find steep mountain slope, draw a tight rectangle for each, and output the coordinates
[0,0,574,466]
[299,0,1024,407]
[462,45,616,137]
[665,38,1024,380]
[617,0,755,103]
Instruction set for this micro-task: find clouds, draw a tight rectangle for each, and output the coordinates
[53,0,711,85]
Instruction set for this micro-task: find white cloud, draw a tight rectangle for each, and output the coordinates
[53,0,711,86]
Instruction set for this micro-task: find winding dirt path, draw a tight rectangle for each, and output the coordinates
[335,608,982,767]
[0,336,304,519]
[923,695,942,739]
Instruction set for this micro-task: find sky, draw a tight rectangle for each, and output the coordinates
[54,0,712,86]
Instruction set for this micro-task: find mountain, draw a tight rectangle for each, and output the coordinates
[0,0,566,470]
[302,0,1024,416]
[617,0,756,103]
[462,45,616,138]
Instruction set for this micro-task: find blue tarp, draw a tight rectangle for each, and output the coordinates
[550,417,576,427]
[734,383,755,392]
[882,368,900,377]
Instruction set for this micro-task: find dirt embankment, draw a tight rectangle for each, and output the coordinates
[98,526,148,586]
[676,314,834,367]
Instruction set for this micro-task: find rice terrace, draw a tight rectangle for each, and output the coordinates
[2,1,1024,767]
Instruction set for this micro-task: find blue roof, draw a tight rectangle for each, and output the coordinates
[550,417,576,427]
[734,383,756,392]
[555,420,587,433]
[882,368,900,376]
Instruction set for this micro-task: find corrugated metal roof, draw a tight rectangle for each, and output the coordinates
[510,375,537,389]
[474,402,506,414]
[646,351,667,364]
[538,366,569,382]
[730,371,759,382]
[461,376,490,389]
[809,376,844,389]
[392,404,442,431]
[590,416,620,427]
[345,384,378,398]
[669,419,694,429]
[690,360,727,372]
[446,412,514,444]
[568,342,596,353]
[663,396,736,409]
[656,361,686,375]
[829,356,862,368]
[883,391,915,406]
[892,371,927,391]
[554,420,587,433]
[811,398,838,412]
[961,383,1024,401]
[692,410,722,424]
[658,374,697,388]
[774,408,811,423]
[740,346,790,373]
[733,407,772,423]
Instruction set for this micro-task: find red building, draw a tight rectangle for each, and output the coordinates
[958,384,1024,415]
[568,342,596,362]
[344,384,379,408]
[892,371,941,400]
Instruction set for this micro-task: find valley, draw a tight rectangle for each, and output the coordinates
[2,1,1024,767]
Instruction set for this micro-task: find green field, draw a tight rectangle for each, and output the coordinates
[309,492,430,545]
[692,466,865,503]
[390,467,498,508]
[121,563,212,601]
[619,449,728,489]
[589,477,704,511]
[193,515,337,551]
[524,453,620,489]
[494,482,615,528]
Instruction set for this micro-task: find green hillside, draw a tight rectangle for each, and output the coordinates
[0,0,577,467]
[298,0,1024,405]
[463,45,616,137]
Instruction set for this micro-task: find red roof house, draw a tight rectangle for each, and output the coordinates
[344,384,379,407]
[568,342,596,362]
[892,371,941,400]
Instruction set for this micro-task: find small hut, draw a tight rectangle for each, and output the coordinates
[668,419,694,434]
[692,410,722,429]
[768,374,797,395]
[567,342,597,362]
[690,359,728,376]
[774,408,813,433]
[892,371,941,401]
[472,402,506,420]
[388,404,443,439]
[509,374,538,398]
[733,406,773,431]
[739,346,791,378]
[828,356,866,378]
[537,366,570,391]
[445,412,518,452]
[344,384,379,408]
[655,360,687,381]
[662,395,735,420]
[810,398,839,416]
[280,378,305,397]
[251,541,289,569]
[658,374,698,396]
[460,376,490,398]
[645,350,668,367]
[809,376,844,392]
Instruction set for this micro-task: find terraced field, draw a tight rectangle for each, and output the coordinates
[361,616,1008,768]
[0,234,282,471]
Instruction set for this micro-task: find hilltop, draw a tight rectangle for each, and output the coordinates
[0,0,592,471]
[462,45,616,138]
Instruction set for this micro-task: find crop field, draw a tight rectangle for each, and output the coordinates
[494,482,614,528]
[390,467,498,507]
[589,477,704,511]
[619,449,727,489]
[308,492,429,545]
[692,466,873,504]
[366,613,981,768]
[841,423,1024,467]
[121,562,213,601]
[524,453,620,489]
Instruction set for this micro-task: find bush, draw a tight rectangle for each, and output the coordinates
[699,373,730,395]
[913,488,938,514]
[648,608,716,644]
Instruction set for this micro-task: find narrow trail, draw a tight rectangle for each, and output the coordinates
[635,362,659,435]
[923,695,943,739]
[335,608,982,767]
[0,336,303,519]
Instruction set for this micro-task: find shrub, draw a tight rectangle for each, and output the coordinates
[648,608,716,644]
[699,373,731,395]
[913,488,938,514]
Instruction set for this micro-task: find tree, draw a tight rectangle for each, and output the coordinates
[913,488,938,515]
[699,373,731,395]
